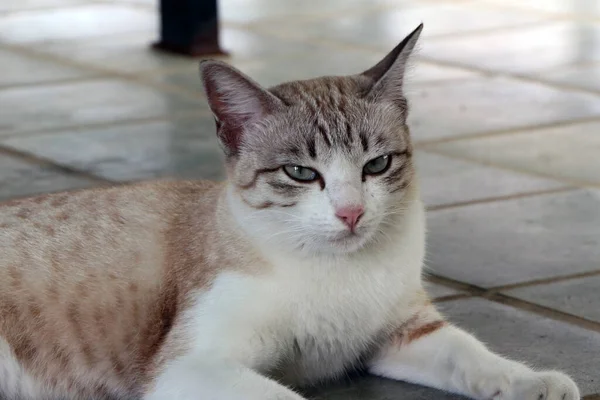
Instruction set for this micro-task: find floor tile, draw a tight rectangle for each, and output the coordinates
[0,154,96,202]
[424,121,600,185]
[33,28,323,74]
[30,31,194,74]
[536,63,600,92]
[1,118,225,182]
[256,2,548,48]
[437,298,600,395]
[153,50,480,94]
[307,375,465,400]
[481,0,600,18]
[0,4,156,44]
[426,189,600,287]
[220,0,397,24]
[0,0,85,13]
[406,77,600,142]
[0,78,206,136]
[0,48,95,87]
[421,22,600,74]
[415,152,565,208]
[504,276,600,323]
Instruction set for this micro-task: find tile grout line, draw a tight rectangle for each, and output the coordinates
[0,43,208,103]
[583,394,600,400]
[418,147,600,190]
[414,116,600,147]
[426,186,578,213]
[425,273,600,333]
[486,269,600,293]
[488,293,600,333]
[0,110,209,140]
[0,74,110,91]
[0,145,114,185]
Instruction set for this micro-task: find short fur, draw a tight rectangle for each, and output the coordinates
[0,25,580,400]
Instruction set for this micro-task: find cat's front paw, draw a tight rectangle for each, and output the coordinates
[500,370,580,400]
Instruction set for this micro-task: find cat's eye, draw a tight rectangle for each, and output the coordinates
[283,165,319,182]
[363,155,391,175]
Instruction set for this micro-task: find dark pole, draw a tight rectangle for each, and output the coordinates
[153,0,227,57]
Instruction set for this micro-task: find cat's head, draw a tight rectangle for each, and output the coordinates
[200,25,423,256]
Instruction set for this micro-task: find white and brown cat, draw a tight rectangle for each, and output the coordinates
[0,25,580,400]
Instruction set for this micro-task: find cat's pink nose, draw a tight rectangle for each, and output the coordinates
[335,205,364,232]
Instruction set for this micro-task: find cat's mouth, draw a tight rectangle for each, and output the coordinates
[328,229,368,249]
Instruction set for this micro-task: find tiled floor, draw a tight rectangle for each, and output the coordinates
[0,0,599,398]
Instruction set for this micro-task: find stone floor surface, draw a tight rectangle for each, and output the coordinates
[0,0,599,398]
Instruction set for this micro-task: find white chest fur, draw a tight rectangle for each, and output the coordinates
[184,200,426,386]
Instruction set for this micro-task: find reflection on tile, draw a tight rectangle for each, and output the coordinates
[34,28,322,74]
[425,121,600,185]
[0,154,95,202]
[220,0,397,24]
[415,152,565,208]
[483,0,600,17]
[537,63,600,92]
[0,0,84,12]
[0,4,156,44]
[0,78,207,136]
[307,375,465,400]
[504,276,600,323]
[153,53,480,96]
[32,32,194,74]
[438,298,600,395]
[407,77,600,142]
[257,2,548,48]
[427,189,600,287]
[422,22,600,73]
[0,48,94,87]
[1,118,225,182]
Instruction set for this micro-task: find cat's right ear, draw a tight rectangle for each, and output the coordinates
[200,60,284,157]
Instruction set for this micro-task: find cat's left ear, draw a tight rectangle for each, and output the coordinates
[361,23,423,107]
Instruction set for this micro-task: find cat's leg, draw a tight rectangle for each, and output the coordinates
[144,356,306,400]
[367,305,580,400]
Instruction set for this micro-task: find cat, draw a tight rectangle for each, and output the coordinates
[0,24,580,400]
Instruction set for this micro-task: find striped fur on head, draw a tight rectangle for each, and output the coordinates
[200,24,423,255]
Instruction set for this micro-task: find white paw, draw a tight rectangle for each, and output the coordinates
[499,370,580,400]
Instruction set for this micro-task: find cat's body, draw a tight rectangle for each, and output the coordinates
[0,178,425,399]
[0,25,580,400]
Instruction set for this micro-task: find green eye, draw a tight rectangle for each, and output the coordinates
[363,155,391,175]
[283,165,319,182]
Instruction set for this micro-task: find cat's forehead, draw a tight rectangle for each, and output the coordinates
[269,76,371,110]
[257,76,409,160]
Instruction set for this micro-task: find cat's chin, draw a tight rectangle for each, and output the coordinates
[321,229,374,255]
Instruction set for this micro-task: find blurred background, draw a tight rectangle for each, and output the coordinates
[1,0,599,399]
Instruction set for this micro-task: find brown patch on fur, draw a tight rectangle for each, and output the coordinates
[129,282,139,293]
[50,194,68,208]
[237,167,280,189]
[45,225,56,237]
[406,320,446,343]
[388,296,446,348]
[56,211,70,221]
[8,265,22,288]
[16,207,31,219]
